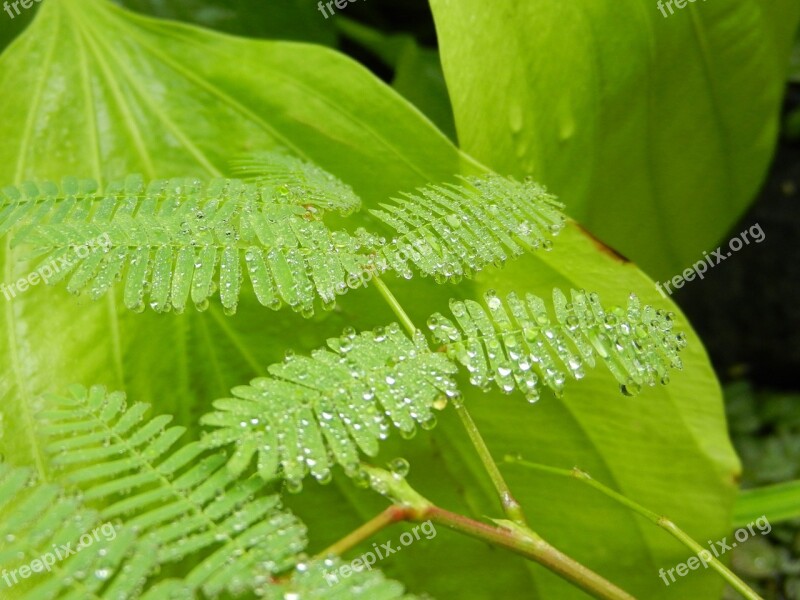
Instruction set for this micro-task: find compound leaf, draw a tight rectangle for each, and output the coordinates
[373,174,565,283]
[1,173,378,315]
[38,384,307,598]
[429,288,686,403]
[202,323,458,487]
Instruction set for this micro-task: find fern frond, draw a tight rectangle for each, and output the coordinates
[371,174,566,282]
[262,558,421,598]
[201,323,459,487]
[427,289,686,403]
[1,176,380,314]
[0,463,160,599]
[38,385,308,598]
[230,150,362,215]
[141,558,422,599]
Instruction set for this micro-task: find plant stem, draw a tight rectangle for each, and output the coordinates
[371,276,527,524]
[317,506,408,557]
[426,506,634,600]
[372,276,417,336]
[366,279,633,598]
[505,456,763,600]
[455,403,527,525]
[320,499,635,600]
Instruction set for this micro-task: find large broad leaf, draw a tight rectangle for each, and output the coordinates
[429,0,800,279]
[117,0,337,45]
[0,1,737,598]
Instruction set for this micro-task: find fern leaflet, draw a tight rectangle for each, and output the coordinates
[427,288,686,403]
[139,557,420,599]
[230,150,362,215]
[0,463,160,599]
[262,558,421,598]
[372,174,566,282]
[37,385,307,598]
[201,323,459,487]
[1,173,379,315]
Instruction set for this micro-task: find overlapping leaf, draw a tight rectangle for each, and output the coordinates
[373,175,565,282]
[38,384,307,598]
[0,463,158,599]
[428,288,686,403]
[1,173,379,315]
[202,323,459,487]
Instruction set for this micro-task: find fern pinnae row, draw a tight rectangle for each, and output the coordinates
[371,174,566,283]
[428,288,687,403]
[201,323,460,489]
[1,174,381,316]
[37,384,309,598]
[0,462,162,599]
[230,150,363,216]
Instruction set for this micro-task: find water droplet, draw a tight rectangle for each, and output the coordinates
[387,457,410,478]
[285,479,303,494]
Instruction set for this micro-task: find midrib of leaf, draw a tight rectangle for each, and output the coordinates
[582,0,680,265]
[78,17,224,178]
[4,6,64,482]
[124,12,443,184]
[80,401,273,585]
[73,17,126,387]
[686,7,736,198]
[63,0,155,178]
[122,23,309,161]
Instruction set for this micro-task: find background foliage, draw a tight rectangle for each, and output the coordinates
[0,1,797,598]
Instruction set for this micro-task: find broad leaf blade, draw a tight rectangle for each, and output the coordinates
[430,0,800,279]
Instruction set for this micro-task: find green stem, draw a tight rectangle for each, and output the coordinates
[372,276,417,336]
[426,506,634,600]
[371,276,526,523]
[505,456,763,600]
[317,506,408,558]
[455,403,527,525]
[319,499,635,600]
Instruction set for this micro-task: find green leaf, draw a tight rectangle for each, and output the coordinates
[38,384,307,597]
[372,174,564,282]
[0,1,738,598]
[0,463,160,598]
[202,323,457,486]
[430,0,800,278]
[2,168,377,315]
[734,480,800,527]
[429,288,686,403]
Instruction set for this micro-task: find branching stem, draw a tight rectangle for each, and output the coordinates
[455,403,527,525]
[317,506,409,557]
[318,502,635,600]
[505,456,763,600]
[364,278,635,599]
[371,276,525,522]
